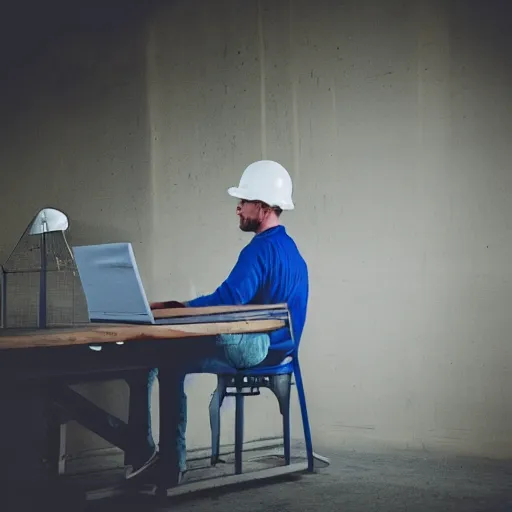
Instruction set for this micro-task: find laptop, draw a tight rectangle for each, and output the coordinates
[72,242,156,324]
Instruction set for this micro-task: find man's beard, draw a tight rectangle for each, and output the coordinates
[239,217,261,232]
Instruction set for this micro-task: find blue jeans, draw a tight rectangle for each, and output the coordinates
[144,332,270,471]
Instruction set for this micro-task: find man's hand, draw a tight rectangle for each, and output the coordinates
[150,300,187,310]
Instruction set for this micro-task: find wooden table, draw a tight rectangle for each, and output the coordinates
[0,304,288,510]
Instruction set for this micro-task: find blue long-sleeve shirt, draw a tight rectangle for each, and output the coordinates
[187,225,309,354]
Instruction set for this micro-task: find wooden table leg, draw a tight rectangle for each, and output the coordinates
[155,367,182,493]
[124,369,156,467]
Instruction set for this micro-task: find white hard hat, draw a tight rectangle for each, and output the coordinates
[227,160,295,210]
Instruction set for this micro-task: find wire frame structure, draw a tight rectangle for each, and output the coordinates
[0,208,89,329]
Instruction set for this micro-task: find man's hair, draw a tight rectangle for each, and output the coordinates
[251,200,283,217]
[260,201,282,217]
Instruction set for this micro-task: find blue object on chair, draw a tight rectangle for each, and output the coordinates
[208,312,314,475]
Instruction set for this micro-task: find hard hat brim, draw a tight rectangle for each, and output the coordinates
[227,187,294,210]
[227,186,250,200]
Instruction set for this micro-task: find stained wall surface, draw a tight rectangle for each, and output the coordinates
[1,0,511,459]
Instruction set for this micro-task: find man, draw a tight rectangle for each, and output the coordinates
[127,160,309,483]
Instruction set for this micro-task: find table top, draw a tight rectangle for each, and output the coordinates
[0,304,288,350]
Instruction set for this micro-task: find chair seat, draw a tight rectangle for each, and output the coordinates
[202,356,294,376]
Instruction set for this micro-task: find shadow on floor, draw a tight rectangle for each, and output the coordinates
[84,447,512,512]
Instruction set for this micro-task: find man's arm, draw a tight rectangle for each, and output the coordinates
[186,244,263,307]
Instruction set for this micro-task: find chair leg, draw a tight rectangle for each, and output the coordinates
[283,403,291,465]
[235,392,244,474]
[209,376,227,466]
[293,359,314,472]
[269,374,292,465]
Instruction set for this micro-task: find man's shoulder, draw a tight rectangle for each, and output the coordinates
[252,226,307,262]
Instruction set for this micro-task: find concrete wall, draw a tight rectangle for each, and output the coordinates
[0,5,154,452]
[1,0,512,460]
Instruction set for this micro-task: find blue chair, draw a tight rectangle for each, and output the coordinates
[208,313,314,475]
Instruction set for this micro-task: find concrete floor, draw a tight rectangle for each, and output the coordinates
[85,446,512,512]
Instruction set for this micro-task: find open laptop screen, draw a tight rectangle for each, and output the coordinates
[72,242,154,324]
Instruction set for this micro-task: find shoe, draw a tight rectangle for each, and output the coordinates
[126,452,187,486]
[125,448,159,480]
